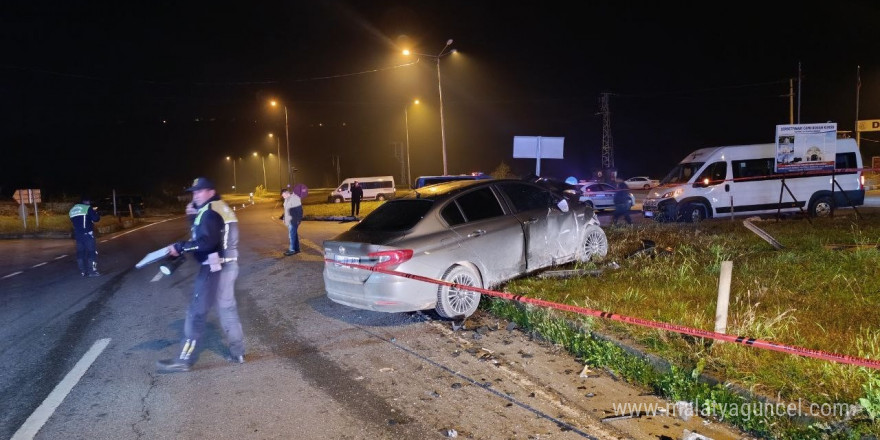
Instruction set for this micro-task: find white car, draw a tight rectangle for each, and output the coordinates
[576,181,635,211]
[624,176,659,190]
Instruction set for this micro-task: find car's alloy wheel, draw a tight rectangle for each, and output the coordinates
[580,225,608,261]
[436,265,481,319]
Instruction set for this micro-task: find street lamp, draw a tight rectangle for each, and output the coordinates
[403,39,456,175]
[269,133,281,189]
[226,156,237,191]
[253,152,267,189]
[270,100,292,186]
[404,99,420,188]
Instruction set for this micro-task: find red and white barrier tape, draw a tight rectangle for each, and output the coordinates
[328,260,880,370]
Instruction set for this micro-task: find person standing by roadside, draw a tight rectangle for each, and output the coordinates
[611,181,633,226]
[281,188,303,256]
[350,180,363,217]
[157,177,241,373]
[69,195,101,277]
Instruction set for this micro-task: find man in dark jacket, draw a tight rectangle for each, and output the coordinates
[350,181,363,217]
[69,195,101,277]
[157,177,230,373]
[611,181,633,226]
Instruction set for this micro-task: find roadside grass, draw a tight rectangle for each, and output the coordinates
[493,212,880,438]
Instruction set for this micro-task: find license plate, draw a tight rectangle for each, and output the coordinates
[333,255,361,264]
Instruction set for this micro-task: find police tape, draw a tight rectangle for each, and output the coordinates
[327,259,880,370]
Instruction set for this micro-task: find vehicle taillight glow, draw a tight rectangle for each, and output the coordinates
[368,249,414,269]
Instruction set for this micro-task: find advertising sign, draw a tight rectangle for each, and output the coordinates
[513,136,564,176]
[774,123,837,173]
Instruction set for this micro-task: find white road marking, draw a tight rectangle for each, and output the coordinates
[54,255,67,260]
[31,262,47,268]
[11,338,111,440]
[2,271,23,279]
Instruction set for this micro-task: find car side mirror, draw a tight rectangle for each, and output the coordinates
[556,198,569,212]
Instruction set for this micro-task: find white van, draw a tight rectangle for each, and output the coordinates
[642,138,865,222]
[328,176,396,203]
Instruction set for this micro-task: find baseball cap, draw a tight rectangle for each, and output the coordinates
[186,177,215,192]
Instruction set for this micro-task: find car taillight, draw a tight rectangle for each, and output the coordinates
[367,249,414,269]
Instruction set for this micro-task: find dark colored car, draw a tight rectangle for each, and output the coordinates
[323,179,608,318]
[97,195,145,217]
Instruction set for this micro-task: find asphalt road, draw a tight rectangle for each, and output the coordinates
[0,201,747,440]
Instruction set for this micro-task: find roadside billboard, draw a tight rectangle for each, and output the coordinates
[775,123,837,173]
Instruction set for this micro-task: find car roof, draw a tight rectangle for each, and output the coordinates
[405,178,553,201]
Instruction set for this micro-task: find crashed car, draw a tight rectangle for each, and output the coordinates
[323,179,608,318]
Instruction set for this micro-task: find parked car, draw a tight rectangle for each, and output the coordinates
[623,176,660,190]
[576,182,635,211]
[323,179,608,318]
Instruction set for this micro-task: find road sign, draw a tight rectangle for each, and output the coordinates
[13,189,41,204]
[857,119,880,132]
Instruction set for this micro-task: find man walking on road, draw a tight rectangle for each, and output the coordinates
[69,195,101,277]
[185,192,246,364]
[157,177,245,373]
[281,188,303,256]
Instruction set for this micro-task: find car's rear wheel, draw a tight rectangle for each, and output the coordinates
[809,195,833,217]
[376,193,386,201]
[436,265,482,319]
[580,225,608,261]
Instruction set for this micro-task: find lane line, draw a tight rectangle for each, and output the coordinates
[2,271,23,279]
[11,338,111,440]
[53,255,67,260]
[31,262,47,268]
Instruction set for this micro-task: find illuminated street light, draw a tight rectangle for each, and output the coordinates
[269,100,292,186]
[404,99,420,188]
[253,152,267,189]
[403,39,456,175]
[269,133,282,189]
[226,156,237,191]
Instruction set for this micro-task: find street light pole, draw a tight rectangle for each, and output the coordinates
[403,39,455,175]
[254,152,267,189]
[284,105,291,186]
[404,99,419,188]
[270,100,292,187]
[435,44,449,176]
[226,156,237,192]
[270,133,281,189]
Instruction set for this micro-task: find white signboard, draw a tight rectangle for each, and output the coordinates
[513,136,564,176]
[775,123,837,173]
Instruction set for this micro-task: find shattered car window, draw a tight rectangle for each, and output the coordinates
[497,182,553,212]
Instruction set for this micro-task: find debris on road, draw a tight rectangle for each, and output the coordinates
[742,219,784,250]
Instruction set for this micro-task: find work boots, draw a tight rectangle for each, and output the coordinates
[157,339,196,373]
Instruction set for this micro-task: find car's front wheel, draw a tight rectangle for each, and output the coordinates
[435,265,482,319]
[376,193,386,201]
[580,225,608,262]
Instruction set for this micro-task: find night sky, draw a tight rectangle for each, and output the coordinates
[3,1,880,199]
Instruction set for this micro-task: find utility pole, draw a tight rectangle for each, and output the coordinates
[598,93,614,182]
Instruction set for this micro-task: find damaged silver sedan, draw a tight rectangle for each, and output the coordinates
[323,179,608,318]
